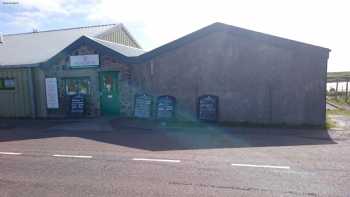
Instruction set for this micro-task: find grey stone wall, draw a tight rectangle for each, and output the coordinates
[40,45,133,117]
[131,31,329,126]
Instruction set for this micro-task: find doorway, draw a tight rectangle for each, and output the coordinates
[99,71,120,116]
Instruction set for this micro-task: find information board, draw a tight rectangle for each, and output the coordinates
[45,78,59,109]
[157,95,176,120]
[134,94,152,118]
[198,95,218,121]
[70,95,85,114]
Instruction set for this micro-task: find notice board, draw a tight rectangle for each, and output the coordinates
[134,94,152,118]
[157,95,176,120]
[70,95,85,114]
[198,95,218,121]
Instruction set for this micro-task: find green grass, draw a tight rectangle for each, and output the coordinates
[327,109,350,116]
[325,115,337,129]
[326,107,350,129]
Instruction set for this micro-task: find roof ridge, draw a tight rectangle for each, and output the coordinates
[4,23,118,36]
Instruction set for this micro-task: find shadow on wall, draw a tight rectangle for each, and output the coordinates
[0,118,336,151]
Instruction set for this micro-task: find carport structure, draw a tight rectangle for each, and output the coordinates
[327,71,350,100]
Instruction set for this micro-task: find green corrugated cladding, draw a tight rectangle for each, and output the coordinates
[0,68,35,118]
[32,68,47,118]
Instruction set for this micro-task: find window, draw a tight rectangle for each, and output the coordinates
[0,78,15,90]
[64,78,90,96]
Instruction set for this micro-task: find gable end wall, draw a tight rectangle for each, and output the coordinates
[131,30,329,126]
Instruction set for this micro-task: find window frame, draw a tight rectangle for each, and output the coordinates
[0,78,16,90]
[63,77,91,96]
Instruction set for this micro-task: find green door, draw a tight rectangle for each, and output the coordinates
[99,71,120,115]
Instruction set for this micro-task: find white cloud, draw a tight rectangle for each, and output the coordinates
[83,0,350,71]
[3,0,350,71]
[8,12,41,28]
[18,0,69,14]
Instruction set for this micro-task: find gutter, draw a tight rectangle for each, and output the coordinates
[0,63,40,69]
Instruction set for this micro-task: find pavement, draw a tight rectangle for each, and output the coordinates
[0,118,349,196]
[326,103,337,110]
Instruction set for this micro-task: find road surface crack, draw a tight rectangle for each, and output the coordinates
[168,181,317,196]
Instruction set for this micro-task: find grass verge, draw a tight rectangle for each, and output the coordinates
[327,109,350,116]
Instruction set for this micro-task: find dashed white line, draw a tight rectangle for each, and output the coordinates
[0,152,22,155]
[132,158,181,163]
[52,154,92,159]
[231,163,290,169]
[0,151,291,170]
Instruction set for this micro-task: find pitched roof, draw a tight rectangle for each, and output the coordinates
[132,22,330,63]
[0,22,330,67]
[89,37,145,57]
[96,24,142,49]
[0,24,119,66]
[42,36,145,67]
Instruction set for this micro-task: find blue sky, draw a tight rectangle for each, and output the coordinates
[0,0,349,72]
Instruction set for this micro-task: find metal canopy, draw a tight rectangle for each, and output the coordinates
[327,71,350,82]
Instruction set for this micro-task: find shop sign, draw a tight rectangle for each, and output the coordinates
[45,78,59,109]
[70,54,99,68]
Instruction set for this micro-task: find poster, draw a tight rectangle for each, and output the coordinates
[45,78,59,109]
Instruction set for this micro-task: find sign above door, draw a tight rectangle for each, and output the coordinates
[70,54,99,68]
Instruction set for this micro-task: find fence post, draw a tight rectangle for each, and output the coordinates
[335,80,339,99]
[346,80,349,102]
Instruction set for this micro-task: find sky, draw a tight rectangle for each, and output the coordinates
[0,0,349,72]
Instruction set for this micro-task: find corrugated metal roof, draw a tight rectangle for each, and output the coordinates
[89,37,145,57]
[0,24,118,66]
[328,71,350,82]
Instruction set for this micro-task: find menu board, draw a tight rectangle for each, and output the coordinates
[70,95,85,114]
[45,78,59,109]
[198,95,218,121]
[134,94,152,118]
[157,96,176,120]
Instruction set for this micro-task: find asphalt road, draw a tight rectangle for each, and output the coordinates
[0,122,349,196]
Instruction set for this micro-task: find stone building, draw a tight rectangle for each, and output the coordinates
[0,22,330,126]
[0,24,143,118]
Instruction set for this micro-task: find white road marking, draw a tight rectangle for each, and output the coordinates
[231,163,290,169]
[0,152,22,155]
[52,154,92,159]
[132,158,181,163]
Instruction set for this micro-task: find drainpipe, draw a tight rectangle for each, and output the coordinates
[28,67,37,118]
